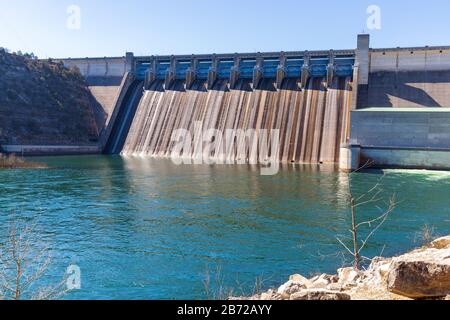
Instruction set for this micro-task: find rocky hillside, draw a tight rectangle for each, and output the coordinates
[233,235,450,300]
[0,49,98,146]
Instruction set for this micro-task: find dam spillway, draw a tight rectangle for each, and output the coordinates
[106,50,356,164]
[121,77,352,164]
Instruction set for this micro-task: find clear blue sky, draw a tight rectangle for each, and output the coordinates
[1,0,450,58]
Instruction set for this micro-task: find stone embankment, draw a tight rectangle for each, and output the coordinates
[232,235,450,301]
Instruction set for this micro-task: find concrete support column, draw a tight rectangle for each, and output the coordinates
[339,144,361,172]
[86,59,91,77]
[350,64,360,111]
[164,56,176,90]
[144,57,157,90]
[276,52,286,90]
[252,54,264,90]
[125,52,135,74]
[301,52,310,90]
[355,34,370,109]
[230,54,241,89]
[207,55,218,90]
[185,56,197,90]
[104,57,109,77]
[356,34,370,85]
[326,50,335,89]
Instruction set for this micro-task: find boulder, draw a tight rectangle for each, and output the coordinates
[431,236,450,250]
[310,274,332,289]
[259,289,281,301]
[277,275,312,298]
[289,274,312,287]
[361,257,392,289]
[290,289,351,301]
[368,257,392,276]
[338,268,360,283]
[387,246,450,298]
[337,268,361,288]
[326,283,344,292]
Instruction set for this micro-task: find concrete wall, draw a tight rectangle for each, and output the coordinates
[361,48,450,108]
[60,57,127,78]
[86,76,124,134]
[350,109,450,169]
[351,109,450,148]
[370,48,450,73]
[59,57,129,140]
[367,71,450,108]
[360,147,450,170]
[1,145,100,156]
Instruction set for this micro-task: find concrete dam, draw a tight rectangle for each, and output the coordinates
[65,49,355,165]
[58,34,450,170]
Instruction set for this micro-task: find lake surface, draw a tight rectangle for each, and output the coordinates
[0,156,449,300]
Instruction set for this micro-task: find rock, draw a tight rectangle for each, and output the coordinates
[260,289,281,301]
[289,274,312,287]
[277,275,312,298]
[277,280,308,298]
[310,274,332,289]
[359,257,393,290]
[338,268,361,287]
[387,246,450,299]
[431,236,450,249]
[326,283,344,292]
[230,235,450,301]
[369,257,392,277]
[259,292,272,300]
[290,289,351,301]
[229,296,256,301]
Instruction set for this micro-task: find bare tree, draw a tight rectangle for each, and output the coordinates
[203,265,235,300]
[0,222,69,300]
[337,161,398,271]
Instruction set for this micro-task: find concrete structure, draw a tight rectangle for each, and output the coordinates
[1,145,100,156]
[61,56,128,78]
[358,42,450,109]
[135,50,355,90]
[54,35,450,170]
[339,144,361,172]
[350,108,450,170]
[58,56,130,147]
[349,34,450,170]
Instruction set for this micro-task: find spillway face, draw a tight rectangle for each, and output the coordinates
[121,77,352,164]
[103,80,144,154]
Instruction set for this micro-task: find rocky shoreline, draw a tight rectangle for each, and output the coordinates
[232,235,450,301]
[0,154,47,169]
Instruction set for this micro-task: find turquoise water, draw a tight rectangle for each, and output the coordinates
[0,156,449,300]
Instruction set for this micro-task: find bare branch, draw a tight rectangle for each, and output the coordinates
[358,196,397,255]
[336,237,356,257]
[349,159,374,176]
[0,221,69,300]
[338,162,398,271]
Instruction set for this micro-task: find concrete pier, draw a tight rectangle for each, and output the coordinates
[339,144,361,172]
